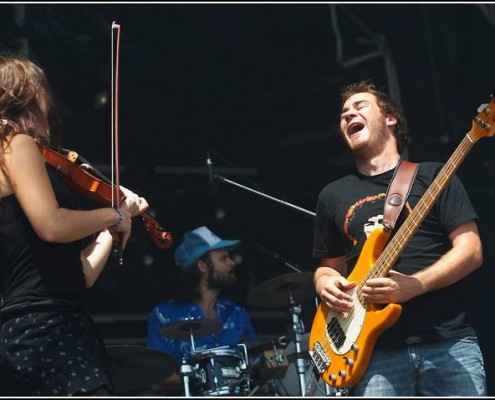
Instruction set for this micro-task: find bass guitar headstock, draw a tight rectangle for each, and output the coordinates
[471,95,495,140]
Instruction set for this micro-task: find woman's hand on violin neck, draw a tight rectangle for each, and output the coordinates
[119,186,149,217]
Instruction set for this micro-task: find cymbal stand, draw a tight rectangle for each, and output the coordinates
[180,356,194,397]
[179,330,197,397]
[189,329,197,353]
[288,289,307,396]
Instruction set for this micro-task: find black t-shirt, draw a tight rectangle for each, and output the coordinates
[0,165,89,314]
[313,161,478,347]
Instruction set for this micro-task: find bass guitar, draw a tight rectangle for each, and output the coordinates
[308,97,495,389]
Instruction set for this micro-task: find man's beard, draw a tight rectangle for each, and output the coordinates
[206,263,237,290]
[342,117,389,158]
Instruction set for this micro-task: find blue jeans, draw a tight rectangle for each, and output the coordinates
[350,336,487,396]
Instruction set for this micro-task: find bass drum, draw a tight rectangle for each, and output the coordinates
[274,333,339,396]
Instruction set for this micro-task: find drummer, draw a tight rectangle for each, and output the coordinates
[147,226,256,395]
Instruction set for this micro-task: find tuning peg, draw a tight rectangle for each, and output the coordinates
[477,103,488,113]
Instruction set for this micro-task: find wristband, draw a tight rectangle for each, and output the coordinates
[109,208,124,229]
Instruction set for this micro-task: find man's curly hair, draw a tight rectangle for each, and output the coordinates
[341,80,410,154]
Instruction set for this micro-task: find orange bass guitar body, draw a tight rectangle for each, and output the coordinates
[308,227,402,389]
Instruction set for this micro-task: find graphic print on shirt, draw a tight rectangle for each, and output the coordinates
[343,192,412,247]
[343,193,385,246]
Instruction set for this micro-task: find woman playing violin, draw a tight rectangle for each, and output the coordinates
[0,53,148,395]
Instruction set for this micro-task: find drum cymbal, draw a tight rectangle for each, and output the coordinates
[106,345,177,394]
[159,318,223,339]
[246,272,316,308]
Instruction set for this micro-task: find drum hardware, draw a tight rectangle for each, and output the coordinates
[246,272,317,396]
[187,344,251,396]
[179,357,196,397]
[160,317,229,397]
[264,343,286,366]
[262,341,289,379]
[105,345,177,395]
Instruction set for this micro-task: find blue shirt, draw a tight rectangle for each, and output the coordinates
[147,297,256,365]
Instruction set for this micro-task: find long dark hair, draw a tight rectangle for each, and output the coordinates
[0,53,63,157]
[176,253,211,302]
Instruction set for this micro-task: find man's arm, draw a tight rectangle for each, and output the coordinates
[412,219,482,294]
[361,220,483,303]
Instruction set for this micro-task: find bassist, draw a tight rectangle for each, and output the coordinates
[312,80,486,396]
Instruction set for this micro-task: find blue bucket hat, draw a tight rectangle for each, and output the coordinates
[173,226,240,268]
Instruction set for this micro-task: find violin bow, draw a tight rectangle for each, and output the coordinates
[111,21,124,266]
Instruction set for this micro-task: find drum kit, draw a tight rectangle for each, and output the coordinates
[106,272,339,396]
[162,317,251,397]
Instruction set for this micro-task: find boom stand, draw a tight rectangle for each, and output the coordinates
[215,174,316,220]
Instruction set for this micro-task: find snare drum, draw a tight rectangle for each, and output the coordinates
[190,346,250,396]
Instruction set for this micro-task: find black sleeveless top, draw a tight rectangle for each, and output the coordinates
[0,165,88,315]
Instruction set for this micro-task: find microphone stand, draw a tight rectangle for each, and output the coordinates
[289,289,307,397]
[216,173,318,395]
[214,174,316,220]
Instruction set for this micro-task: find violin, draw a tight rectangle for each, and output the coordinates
[38,144,173,250]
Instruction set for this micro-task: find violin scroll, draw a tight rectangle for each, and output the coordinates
[141,213,174,249]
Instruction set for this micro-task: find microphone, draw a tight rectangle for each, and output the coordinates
[206,150,218,194]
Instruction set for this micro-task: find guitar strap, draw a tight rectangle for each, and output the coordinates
[383,159,419,231]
